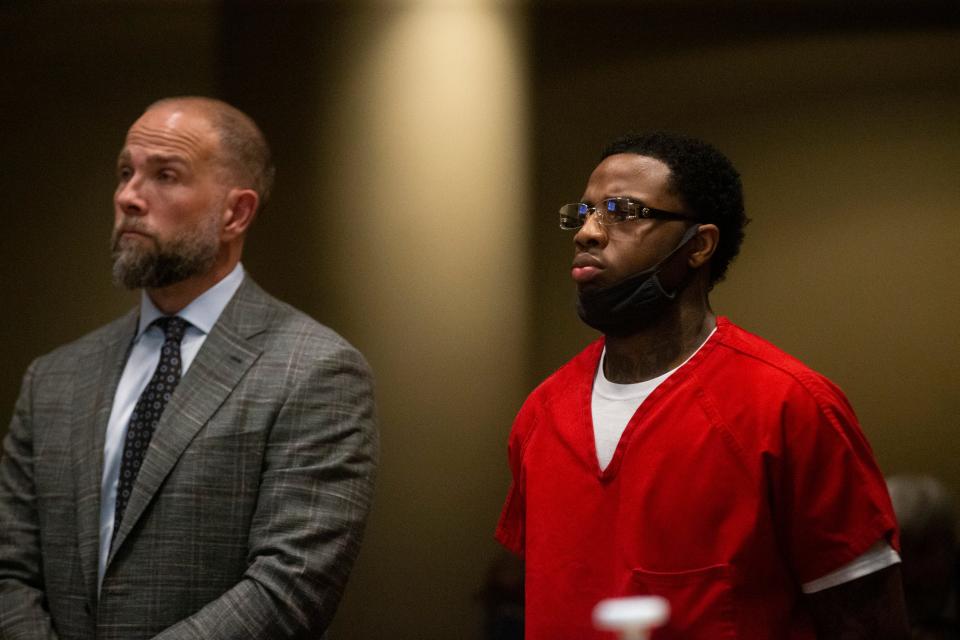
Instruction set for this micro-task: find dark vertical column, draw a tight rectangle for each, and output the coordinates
[215,2,344,325]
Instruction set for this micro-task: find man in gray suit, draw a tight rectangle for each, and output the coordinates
[0,97,378,639]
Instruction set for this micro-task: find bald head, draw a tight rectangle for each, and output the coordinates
[147,97,275,209]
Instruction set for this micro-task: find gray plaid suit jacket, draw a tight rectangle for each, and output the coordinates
[0,277,378,639]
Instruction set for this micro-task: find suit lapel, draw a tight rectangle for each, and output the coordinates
[107,278,271,562]
[71,310,138,605]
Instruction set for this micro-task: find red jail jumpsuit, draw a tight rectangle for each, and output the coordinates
[496,317,898,639]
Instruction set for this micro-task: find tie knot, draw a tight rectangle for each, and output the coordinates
[152,316,189,343]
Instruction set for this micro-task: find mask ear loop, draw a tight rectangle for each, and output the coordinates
[677,223,702,249]
[653,223,702,270]
[653,223,702,300]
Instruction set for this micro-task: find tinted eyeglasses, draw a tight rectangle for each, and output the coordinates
[559,197,696,231]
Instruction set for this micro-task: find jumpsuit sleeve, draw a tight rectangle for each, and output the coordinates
[770,372,898,585]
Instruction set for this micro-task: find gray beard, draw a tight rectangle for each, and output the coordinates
[111,230,218,290]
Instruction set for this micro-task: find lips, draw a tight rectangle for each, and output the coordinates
[571,253,604,284]
[116,226,152,240]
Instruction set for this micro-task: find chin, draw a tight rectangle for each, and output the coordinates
[577,278,610,292]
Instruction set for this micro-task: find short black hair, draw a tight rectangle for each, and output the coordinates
[601,132,748,287]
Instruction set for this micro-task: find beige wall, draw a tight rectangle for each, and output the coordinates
[2,3,958,639]
[310,6,530,638]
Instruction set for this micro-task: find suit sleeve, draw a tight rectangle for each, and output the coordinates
[151,342,378,640]
[0,361,60,639]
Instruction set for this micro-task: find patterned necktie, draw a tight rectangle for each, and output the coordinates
[113,316,189,534]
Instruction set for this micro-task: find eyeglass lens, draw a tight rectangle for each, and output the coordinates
[558,199,631,230]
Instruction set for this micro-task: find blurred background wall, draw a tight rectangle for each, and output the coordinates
[1,2,957,638]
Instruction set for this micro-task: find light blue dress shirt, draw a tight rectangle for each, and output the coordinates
[98,263,245,588]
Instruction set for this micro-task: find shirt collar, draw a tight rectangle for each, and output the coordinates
[136,263,246,339]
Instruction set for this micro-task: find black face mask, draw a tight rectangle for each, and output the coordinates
[576,224,700,337]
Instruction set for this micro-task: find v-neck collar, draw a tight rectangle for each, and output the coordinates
[581,318,728,481]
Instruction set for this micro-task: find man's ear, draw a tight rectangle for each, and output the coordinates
[689,224,719,269]
[221,188,259,241]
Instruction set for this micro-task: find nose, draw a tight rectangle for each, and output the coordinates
[574,210,607,249]
[114,176,146,216]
